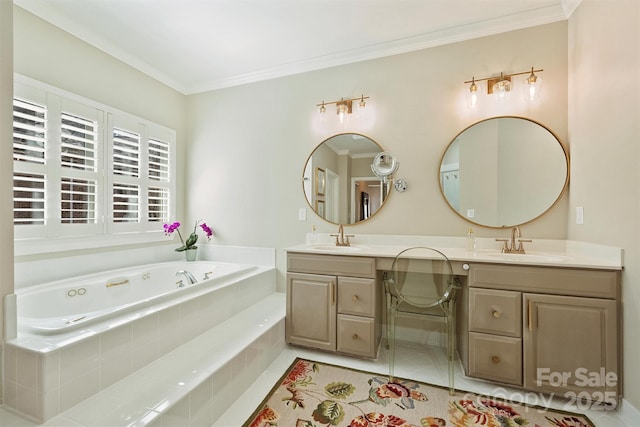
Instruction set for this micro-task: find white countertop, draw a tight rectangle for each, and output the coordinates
[287,234,623,270]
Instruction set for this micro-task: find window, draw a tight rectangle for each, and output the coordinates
[13,77,176,248]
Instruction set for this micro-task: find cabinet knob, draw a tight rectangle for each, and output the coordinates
[491,355,500,364]
[352,294,359,301]
[492,310,501,318]
[462,263,470,271]
[352,334,359,340]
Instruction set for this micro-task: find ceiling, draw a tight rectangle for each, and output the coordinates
[15,0,580,95]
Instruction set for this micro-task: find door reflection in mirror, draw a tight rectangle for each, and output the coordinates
[303,133,391,224]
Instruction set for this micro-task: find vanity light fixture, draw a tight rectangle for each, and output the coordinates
[464,67,543,107]
[317,95,369,123]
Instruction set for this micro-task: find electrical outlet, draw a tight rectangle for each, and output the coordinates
[576,206,584,224]
[467,209,475,218]
[298,208,307,221]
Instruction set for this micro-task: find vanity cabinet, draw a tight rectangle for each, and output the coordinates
[466,263,620,400]
[286,253,381,358]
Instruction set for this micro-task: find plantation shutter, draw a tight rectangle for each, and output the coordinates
[147,137,170,223]
[60,111,99,225]
[13,77,176,248]
[13,97,47,226]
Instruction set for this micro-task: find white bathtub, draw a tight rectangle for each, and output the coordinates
[6,248,278,423]
[16,260,257,335]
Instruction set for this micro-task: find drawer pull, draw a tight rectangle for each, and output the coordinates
[492,310,501,318]
[352,333,359,340]
[352,294,359,302]
[491,355,500,364]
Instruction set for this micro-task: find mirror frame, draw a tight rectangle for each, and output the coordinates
[439,116,570,228]
[302,132,391,225]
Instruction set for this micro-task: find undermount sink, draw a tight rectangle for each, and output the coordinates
[485,252,567,263]
[307,244,363,252]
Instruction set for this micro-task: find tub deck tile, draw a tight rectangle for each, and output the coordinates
[52,292,285,427]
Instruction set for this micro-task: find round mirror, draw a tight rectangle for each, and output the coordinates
[439,116,569,228]
[303,133,391,224]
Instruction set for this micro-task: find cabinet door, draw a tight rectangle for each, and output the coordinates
[286,273,336,351]
[523,293,618,398]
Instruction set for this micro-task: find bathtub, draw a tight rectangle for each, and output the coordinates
[6,248,278,423]
[16,260,258,336]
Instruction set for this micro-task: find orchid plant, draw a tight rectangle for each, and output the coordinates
[163,219,214,252]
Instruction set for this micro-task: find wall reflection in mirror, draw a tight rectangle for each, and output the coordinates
[440,116,569,228]
[303,133,391,224]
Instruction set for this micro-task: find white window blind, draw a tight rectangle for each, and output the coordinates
[148,187,170,222]
[61,178,97,224]
[13,173,46,225]
[148,138,170,182]
[113,128,140,178]
[113,183,140,223]
[13,76,177,251]
[13,98,46,164]
[61,112,98,171]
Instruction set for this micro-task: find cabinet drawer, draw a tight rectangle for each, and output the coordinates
[287,253,376,278]
[338,277,376,316]
[469,288,521,337]
[470,264,619,299]
[337,314,375,358]
[469,332,522,386]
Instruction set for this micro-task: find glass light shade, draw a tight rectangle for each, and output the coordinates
[337,104,347,123]
[493,79,511,101]
[466,80,479,109]
[524,74,543,101]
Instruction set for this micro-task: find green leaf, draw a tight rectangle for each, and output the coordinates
[185,232,198,248]
[174,245,186,252]
[324,382,355,399]
[312,400,344,425]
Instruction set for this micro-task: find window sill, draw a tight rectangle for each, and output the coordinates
[14,231,171,257]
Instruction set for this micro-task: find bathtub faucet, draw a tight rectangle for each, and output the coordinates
[176,270,198,285]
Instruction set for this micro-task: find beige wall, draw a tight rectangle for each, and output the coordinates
[186,21,569,285]
[568,0,640,410]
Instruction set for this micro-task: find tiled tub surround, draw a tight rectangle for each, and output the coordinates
[4,245,281,424]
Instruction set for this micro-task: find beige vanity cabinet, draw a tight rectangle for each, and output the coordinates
[466,263,620,401]
[286,252,381,358]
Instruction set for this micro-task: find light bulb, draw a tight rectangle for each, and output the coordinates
[524,68,542,101]
[466,78,479,109]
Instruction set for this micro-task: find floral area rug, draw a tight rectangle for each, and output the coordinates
[244,358,594,427]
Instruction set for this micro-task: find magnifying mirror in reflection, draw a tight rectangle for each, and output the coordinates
[303,133,391,224]
[371,152,399,181]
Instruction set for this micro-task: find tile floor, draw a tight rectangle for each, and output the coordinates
[0,343,632,426]
[214,343,633,427]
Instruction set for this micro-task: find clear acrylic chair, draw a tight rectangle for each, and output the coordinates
[383,247,462,395]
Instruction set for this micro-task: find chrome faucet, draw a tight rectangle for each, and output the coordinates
[176,270,198,285]
[330,224,355,246]
[495,226,532,254]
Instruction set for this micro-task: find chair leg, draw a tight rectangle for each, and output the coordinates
[446,304,456,395]
[388,305,397,382]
